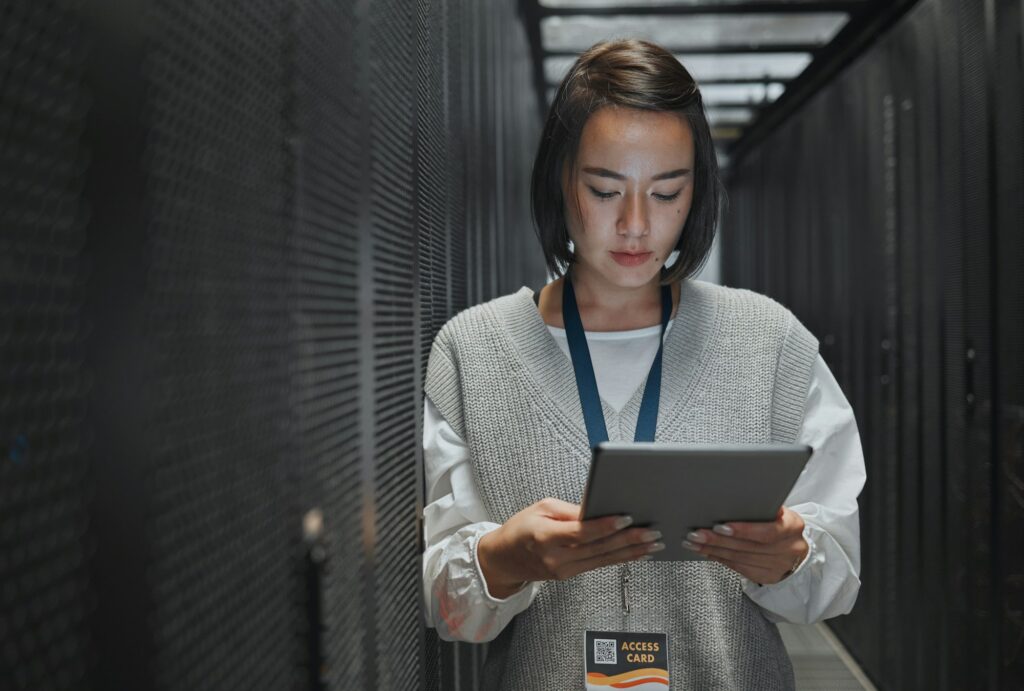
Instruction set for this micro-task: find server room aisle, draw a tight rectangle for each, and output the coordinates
[780,624,877,691]
[4,0,1023,690]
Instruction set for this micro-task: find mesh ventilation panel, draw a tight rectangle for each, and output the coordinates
[364,2,422,689]
[144,1,296,688]
[0,2,94,688]
[290,0,367,688]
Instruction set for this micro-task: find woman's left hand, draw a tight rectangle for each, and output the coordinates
[683,506,808,586]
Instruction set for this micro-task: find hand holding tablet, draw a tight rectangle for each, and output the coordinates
[579,442,813,564]
[679,503,812,585]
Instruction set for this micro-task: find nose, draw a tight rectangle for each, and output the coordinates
[617,190,649,237]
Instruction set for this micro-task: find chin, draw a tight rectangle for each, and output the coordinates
[605,264,661,288]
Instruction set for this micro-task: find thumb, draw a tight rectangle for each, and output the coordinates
[538,497,581,520]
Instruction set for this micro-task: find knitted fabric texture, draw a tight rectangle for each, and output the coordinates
[424,279,819,690]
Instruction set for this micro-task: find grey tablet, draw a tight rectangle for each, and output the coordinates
[580,442,813,562]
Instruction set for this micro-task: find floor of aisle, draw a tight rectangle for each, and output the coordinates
[779,622,877,690]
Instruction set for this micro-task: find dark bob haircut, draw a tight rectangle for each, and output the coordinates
[530,38,724,284]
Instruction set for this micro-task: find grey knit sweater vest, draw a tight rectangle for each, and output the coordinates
[424,279,819,690]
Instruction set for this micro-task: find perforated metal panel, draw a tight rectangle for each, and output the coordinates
[413,0,545,688]
[359,2,424,689]
[0,2,94,689]
[4,1,544,689]
[416,0,460,683]
[143,1,297,688]
[992,0,1024,684]
[290,0,366,688]
[722,0,1022,687]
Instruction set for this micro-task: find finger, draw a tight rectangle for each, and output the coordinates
[566,538,658,577]
[691,543,779,570]
[567,526,662,562]
[551,513,635,546]
[533,498,634,545]
[685,528,773,555]
[536,497,583,520]
[710,512,788,545]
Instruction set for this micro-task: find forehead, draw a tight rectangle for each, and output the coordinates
[578,106,693,161]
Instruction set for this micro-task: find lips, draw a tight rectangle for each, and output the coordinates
[610,251,652,267]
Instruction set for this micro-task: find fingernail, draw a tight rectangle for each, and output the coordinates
[686,530,706,543]
[682,540,700,551]
[638,555,653,561]
[641,530,663,542]
[614,515,634,530]
[713,524,733,536]
[647,542,666,553]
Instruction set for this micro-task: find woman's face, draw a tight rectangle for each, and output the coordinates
[562,105,696,289]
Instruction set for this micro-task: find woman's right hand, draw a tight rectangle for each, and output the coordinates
[476,497,665,599]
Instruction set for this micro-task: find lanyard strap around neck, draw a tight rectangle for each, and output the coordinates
[562,275,672,449]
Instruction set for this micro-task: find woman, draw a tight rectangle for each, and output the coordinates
[422,39,865,690]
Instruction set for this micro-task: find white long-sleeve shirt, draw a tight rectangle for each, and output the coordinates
[422,318,865,643]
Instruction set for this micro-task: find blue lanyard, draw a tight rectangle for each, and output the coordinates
[562,276,672,448]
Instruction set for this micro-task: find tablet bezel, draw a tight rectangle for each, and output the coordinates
[579,442,813,562]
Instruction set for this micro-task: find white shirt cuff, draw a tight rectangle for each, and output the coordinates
[471,526,539,608]
[740,521,828,624]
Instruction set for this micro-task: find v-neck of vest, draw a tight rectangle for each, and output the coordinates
[500,279,720,444]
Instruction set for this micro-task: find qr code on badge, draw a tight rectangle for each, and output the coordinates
[594,638,617,665]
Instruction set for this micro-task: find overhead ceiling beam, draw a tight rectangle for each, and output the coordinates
[523,0,920,165]
[545,76,792,86]
[697,100,779,108]
[694,77,791,85]
[727,0,921,164]
[545,44,822,56]
[537,2,865,17]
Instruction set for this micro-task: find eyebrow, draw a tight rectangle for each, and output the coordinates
[581,166,691,181]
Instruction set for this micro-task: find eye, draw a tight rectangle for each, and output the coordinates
[586,186,681,203]
[587,186,616,201]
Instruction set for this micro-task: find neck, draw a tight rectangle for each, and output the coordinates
[568,264,663,315]
[535,264,679,331]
